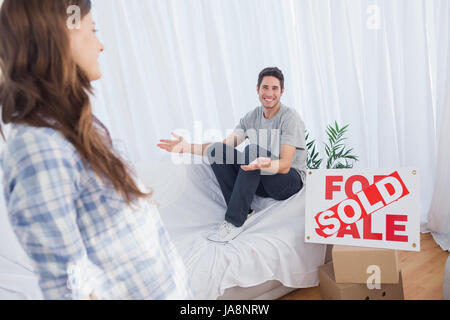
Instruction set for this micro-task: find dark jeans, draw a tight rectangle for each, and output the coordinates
[207,143,303,227]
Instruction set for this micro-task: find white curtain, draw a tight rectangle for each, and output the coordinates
[91,0,450,225]
[1,0,449,297]
[427,89,450,250]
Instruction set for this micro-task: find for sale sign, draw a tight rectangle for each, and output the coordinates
[305,169,420,251]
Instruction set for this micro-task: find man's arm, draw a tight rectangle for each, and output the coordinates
[158,133,208,155]
[241,144,296,174]
[158,132,245,156]
[222,132,246,148]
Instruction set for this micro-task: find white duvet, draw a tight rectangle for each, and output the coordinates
[0,155,326,300]
[135,156,327,300]
[0,169,43,300]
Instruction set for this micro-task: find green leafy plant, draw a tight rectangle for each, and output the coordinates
[324,122,358,169]
[306,121,359,169]
[306,132,323,169]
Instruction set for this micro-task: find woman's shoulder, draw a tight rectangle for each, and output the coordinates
[7,124,74,150]
[2,124,80,168]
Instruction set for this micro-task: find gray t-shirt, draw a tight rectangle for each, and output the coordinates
[234,104,307,183]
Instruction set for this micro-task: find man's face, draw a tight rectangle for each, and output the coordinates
[257,76,285,109]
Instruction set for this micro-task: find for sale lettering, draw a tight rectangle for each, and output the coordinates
[305,168,419,251]
[314,171,409,239]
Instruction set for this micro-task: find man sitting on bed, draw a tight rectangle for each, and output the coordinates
[158,67,307,243]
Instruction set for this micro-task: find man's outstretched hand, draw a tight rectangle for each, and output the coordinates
[157,133,190,154]
[240,157,271,171]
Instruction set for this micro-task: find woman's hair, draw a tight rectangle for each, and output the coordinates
[0,0,152,204]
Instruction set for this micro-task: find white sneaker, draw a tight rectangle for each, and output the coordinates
[207,221,244,243]
[247,210,255,219]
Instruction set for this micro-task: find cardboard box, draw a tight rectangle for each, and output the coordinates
[332,245,399,283]
[318,262,404,300]
[325,244,333,263]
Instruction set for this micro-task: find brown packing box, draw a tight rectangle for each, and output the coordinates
[318,262,404,300]
[332,245,399,284]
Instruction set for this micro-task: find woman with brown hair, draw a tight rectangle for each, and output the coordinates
[0,0,193,300]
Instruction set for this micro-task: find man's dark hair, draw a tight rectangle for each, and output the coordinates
[257,67,285,90]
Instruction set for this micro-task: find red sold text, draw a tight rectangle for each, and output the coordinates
[314,171,409,242]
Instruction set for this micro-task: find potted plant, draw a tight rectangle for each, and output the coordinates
[306,121,358,169]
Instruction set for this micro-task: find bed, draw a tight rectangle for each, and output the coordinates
[0,155,326,300]
[0,168,43,299]
[135,155,327,300]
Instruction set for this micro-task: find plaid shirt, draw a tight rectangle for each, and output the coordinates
[0,124,193,300]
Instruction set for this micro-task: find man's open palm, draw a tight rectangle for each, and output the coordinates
[241,157,271,171]
[157,133,189,154]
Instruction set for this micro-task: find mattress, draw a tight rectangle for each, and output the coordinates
[219,244,334,300]
[135,156,327,300]
[0,155,326,300]
[218,280,296,300]
[0,168,43,300]
[0,255,42,300]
